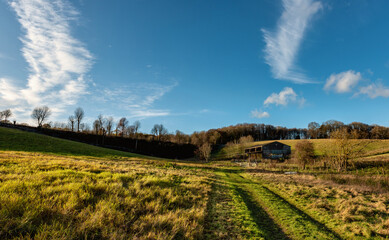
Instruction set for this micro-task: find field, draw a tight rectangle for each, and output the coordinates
[1,127,389,239]
[213,139,389,160]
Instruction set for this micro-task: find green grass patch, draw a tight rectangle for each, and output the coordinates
[0,127,154,159]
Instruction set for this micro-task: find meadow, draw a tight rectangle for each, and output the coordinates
[1,127,389,239]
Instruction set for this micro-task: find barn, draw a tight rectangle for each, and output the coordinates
[244,141,291,160]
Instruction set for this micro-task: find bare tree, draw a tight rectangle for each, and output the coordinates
[0,111,4,122]
[2,109,12,122]
[324,128,372,171]
[105,117,114,136]
[97,114,106,135]
[117,117,128,137]
[196,143,212,161]
[308,122,320,139]
[151,124,168,140]
[127,125,136,136]
[74,107,84,132]
[294,140,315,170]
[31,106,51,127]
[93,120,100,135]
[68,115,75,131]
[133,120,141,134]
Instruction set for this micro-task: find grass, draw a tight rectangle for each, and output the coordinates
[245,171,389,239]
[0,127,211,239]
[213,139,389,160]
[0,127,151,159]
[2,127,389,239]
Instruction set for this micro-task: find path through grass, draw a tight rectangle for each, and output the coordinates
[205,167,343,240]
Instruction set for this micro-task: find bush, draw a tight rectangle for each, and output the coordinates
[294,140,315,169]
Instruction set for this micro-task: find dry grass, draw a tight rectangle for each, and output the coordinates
[245,170,389,239]
[0,151,211,239]
[213,139,389,160]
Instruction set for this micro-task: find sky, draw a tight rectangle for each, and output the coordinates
[1,0,389,134]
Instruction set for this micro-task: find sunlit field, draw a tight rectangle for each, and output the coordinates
[1,127,389,239]
[0,127,211,239]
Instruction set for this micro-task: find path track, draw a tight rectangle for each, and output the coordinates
[204,168,343,240]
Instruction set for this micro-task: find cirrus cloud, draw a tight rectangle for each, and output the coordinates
[263,0,322,83]
[0,0,93,121]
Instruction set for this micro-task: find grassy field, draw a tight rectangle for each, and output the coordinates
[1,127,389,239]
[213,139,389,160]
[0,127,212,239]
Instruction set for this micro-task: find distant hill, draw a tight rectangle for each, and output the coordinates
[213,139,389,160]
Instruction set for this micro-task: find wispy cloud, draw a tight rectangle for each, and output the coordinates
[263,0,322,83]
[251,109,270,119]
[0,0,92,121]
[324,70,362,93]
[355,81,389,99]
[264,87,305,107]
[94,81,178,119]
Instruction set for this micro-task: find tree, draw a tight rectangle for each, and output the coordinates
[371,125,389,139]
[97,114,106,135]
[105,117,114,136]
[68,115,75,131]
[31,106,51,127]
[133,120,141,134]
[93,120,100,135]
[175,130,189,144]
[151,124,168,140]
[294,140,315,170]
[308,122,320,139]
[74,107,84,132]
[117,117,128,137]
[196,143,212,161]
[324,128,371,171]
[2,109,12,122]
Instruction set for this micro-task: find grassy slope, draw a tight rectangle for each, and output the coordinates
[0,127,152,159]
[0,127,211,239]
[213,139,389,160]
[2,127,388,239]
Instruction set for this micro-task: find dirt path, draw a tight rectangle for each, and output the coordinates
[204,168,343,240]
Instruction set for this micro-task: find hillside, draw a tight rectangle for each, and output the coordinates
[0,127,151,159]
[0,127,211,239]
[213,139,389,160]
[1,128,389,239]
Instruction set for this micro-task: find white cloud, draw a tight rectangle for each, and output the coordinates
[0,0,92,122]
[263,0,322,83]
[264,87,305,106]
[324,70,362,93]
[93,81,178,119]
[356,82,389,99]
[251,109,270,119]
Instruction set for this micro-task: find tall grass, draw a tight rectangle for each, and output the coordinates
[0,151,211,239]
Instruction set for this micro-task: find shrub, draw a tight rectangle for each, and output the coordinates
[294,140,315,169]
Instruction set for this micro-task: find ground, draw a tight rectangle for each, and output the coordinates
[1,127,389,239]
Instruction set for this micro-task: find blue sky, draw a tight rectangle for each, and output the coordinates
[1,0,389,134]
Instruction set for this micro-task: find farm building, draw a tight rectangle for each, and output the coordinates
[245,141,291,160]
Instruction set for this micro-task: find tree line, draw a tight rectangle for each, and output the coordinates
[2,106,389,160]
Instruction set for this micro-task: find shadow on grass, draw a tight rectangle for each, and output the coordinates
[259,185,344,240]
[232,184,290,240]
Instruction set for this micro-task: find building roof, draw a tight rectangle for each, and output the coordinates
[244,141,290,150]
